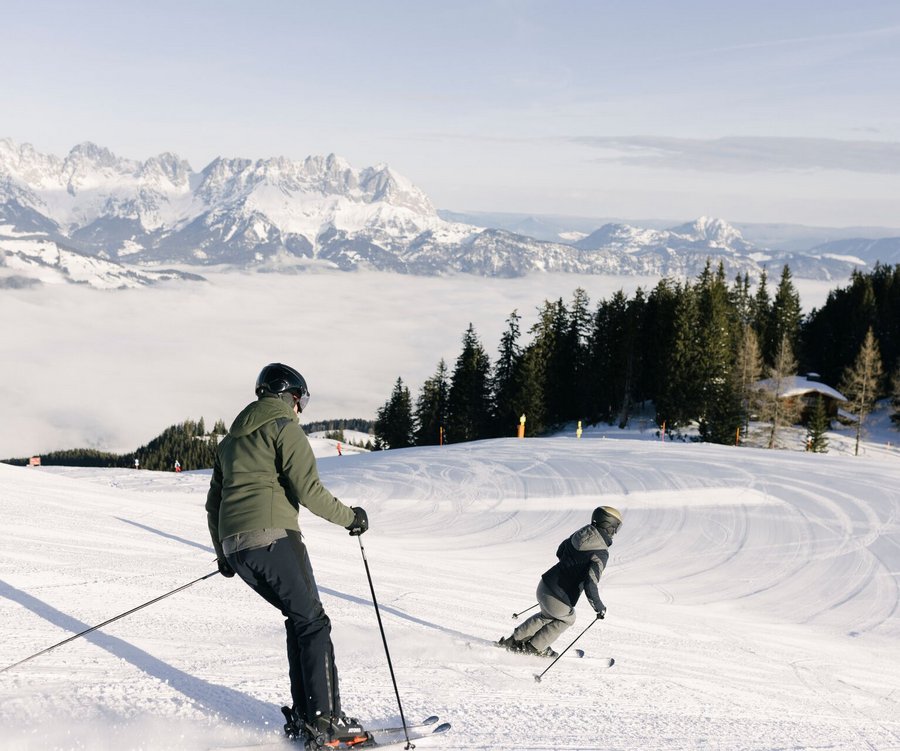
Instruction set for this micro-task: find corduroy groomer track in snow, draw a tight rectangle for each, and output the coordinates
[1,432,898,750]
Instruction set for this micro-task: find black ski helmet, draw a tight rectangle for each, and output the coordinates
[591,506,623,537]
[255,363,310,411]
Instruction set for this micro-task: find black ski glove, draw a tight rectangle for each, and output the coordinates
[596,607,607,619]
[346,506,369,536]
[217,557,235,578]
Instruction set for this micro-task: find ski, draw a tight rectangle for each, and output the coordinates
[294,721,451,750]
[368,715,440,735]
[370,721,451,748]
[468,638,586,659]
[466,638,614,666]
[210,720,450,750]
[276,708,450,750]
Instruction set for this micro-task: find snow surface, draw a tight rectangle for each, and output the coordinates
[1,430,899,750]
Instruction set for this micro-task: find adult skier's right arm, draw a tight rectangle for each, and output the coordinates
[205,456,227,563]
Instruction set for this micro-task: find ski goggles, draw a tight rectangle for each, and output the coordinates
[292,390,310,413]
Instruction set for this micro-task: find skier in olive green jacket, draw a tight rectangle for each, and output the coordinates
[206,363,370,746]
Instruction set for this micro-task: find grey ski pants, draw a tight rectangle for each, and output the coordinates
[511,579,576,650]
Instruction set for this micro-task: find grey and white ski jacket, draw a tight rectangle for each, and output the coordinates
[541,524,610,613]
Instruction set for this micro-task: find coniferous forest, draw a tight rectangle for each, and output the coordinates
[2,419,229,470]
[375,262,900,449]
[5,263,898,465]
[2,417,378,470]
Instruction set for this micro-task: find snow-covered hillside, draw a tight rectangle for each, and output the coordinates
[1,434,898,750]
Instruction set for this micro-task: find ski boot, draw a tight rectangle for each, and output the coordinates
[281,705,307,742]
[512,639,558,658]
[305,713,374,748]
[498,635,520,651]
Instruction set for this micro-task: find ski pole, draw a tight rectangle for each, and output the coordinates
[533,617,599,683]
[0,570,219,674]
[512,603,538,619]
[356,536,415,750]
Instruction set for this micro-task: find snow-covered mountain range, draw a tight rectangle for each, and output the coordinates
[0,138,878,288]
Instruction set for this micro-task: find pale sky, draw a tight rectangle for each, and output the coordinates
[2,0,900,227]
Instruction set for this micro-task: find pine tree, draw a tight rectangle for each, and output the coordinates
[730,272,754,326]
[761,335,801,449]
[567,288,594,424]
[515,345,546,436]
[530,299,571,426]
[753,269,773,363]
[492,312,524,437]
[414,360,449,445]
[374,377,415,449]
[891,362,900,428]
[640,279,679,414]
[618,288,647,427]
[589,291,629,424]
[840,327,884,456]
[806,395,829,453]
[733,323,764,441]
[446,324,493,442]
[770,265,802,363]
[800,265,898,387]
[696,262,741,444]
[656,281,700,431]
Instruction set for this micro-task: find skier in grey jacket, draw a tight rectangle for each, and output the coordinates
[499,506,622,657]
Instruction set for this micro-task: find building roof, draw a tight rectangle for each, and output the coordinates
[755,375,848,402]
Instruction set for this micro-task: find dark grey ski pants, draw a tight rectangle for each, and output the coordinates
[511,579,576,650]
[226,529,340,723]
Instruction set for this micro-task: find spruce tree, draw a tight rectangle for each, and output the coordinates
[567,288,594,425]
[414,360,449,445]
[753,269,773,363]
[516,345,546,436]
[770,265,802,363]
[730,273,754,326]
[891,362,900,428]
[806,395,830,453]
[696,262,741,444]
[492,312,524,437]
[733,324,764,440]
[620,288,647,425]
[761,335,801,449]
[840,327,884,456]
[657,281,700,432]
[589,291,629,424]
[446,324,493,442]
[800,266,897,387]
[533,299,571,426]
[374,377,415,449]
[641,279,679,414]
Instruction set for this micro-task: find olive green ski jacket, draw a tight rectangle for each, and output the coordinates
[206,396,354,560]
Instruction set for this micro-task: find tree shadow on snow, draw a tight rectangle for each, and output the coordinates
[113,516,488,647]
[317,585,490,646]
[0,578,275,729]
[115,516,215,554]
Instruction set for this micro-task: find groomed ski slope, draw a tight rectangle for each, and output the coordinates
[1,435,898,750]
